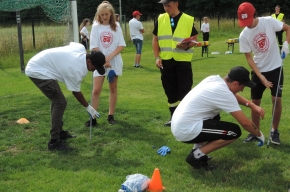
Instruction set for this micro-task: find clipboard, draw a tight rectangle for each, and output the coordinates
[181,36,197,44]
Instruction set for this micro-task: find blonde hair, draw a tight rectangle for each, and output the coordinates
[79,18,90,32]
[94,1,117,31]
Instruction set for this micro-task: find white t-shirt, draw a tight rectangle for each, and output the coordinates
[80,26,89,39]
[25,42,88,92]
[129,18,144,40]
[171,75,241,142]
[200,23,210,32]
[90,22,126,76]
[239,17,283,72]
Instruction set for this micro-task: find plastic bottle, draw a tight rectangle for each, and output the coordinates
[225,51,232,54]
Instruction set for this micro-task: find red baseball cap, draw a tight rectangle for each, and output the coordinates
[237,2,255,27]
[132,11,142,17]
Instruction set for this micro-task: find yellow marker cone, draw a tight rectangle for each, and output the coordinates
[16,118,30,124]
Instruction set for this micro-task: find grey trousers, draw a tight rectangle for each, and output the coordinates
[29,77,67,139]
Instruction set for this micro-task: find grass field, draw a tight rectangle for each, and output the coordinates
[0,21,290,192]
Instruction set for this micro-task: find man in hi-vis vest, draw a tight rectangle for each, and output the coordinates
[271,5,285,49]
[152,0,198,127]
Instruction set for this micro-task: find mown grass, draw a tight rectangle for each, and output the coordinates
[0,21,290,192]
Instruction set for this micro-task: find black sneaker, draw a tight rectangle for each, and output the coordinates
[108,115,116,125]
[60,130,76,140]
[48,139,73,151]
[270,130,280,145]
[185,149,215,171]
[164,120,171,127]
[84,118,97,127]
[243,133,257,143]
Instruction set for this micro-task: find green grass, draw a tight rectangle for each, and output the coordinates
[1,29,290,191]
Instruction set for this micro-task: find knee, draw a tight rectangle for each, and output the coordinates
[232,124,242,139]
[92,88,101,97]
[55,98,67,109]
[110,86,117,94]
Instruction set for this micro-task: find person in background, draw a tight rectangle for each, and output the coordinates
[271,5,285,50]
[200,16,210,53]
[129,10,145,68]
[25,42,106,151]
[238,2,290,145]
[115,13,120,23]
[200,16,210,41]
[171,66,265,170]
[87,1,126,126]
[79,18,90,50]
[152,0,198,127]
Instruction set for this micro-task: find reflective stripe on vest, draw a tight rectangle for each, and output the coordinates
[168,101,180,107]
[157,13,194,61]
[271,13,284,21]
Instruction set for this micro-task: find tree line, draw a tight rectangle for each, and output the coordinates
[0,0,289,25]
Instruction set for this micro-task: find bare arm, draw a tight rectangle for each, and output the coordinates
[176,34,198,50]
[72,91,89,107]
[282,23,290,43]
[106,46,124,62]
[245,52,273,88]
[235,93,265,119]
[152,35,162,69]
[140,29,145,33]
[230,110,261,137]
[92,48,100,52]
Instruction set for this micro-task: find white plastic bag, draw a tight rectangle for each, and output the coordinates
[120,173,150,192]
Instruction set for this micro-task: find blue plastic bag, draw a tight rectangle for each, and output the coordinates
[120,174,150,192]
[107,69,116,83]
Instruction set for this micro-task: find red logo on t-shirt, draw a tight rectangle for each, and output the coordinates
[100,31,113,48]
[252,33,269,53]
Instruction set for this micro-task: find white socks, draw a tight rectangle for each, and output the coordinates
[193,148,205,159]
[193,143,203,150]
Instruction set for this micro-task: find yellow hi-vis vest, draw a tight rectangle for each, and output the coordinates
[157,13,194,61]
[271,13,284,21]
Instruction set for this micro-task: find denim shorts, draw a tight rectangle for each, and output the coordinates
[133,38,143,54]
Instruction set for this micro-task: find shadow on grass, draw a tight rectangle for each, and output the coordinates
[185,142,290,191]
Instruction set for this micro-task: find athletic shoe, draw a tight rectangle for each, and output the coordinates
[108,115,116,125]
[48,140,73,151]
[270,130,280,145]
[164,120,171,127]
[84,118,97,127]
[243,133,257,143]
[60,130,76,140]
[135,65,142,68]
[185,149,215,171]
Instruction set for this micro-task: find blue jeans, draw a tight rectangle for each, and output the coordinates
[133,39,143,54]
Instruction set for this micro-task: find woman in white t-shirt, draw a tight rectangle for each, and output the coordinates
[86,1,126,126]
[79,18,90,50]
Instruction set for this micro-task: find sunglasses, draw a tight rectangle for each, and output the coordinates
[170,18,174,27]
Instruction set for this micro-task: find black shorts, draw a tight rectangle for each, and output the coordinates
[183,118,241,144]
[251,67,283,99]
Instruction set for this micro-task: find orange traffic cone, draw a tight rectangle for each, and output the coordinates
[147,168,165,192]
